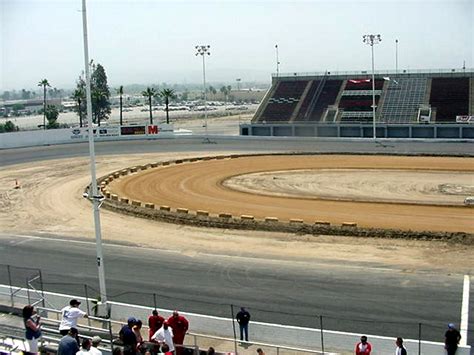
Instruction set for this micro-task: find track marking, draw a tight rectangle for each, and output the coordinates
[460,274,470,346]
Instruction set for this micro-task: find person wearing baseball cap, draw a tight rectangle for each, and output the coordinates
[445,323,461,355]
[58,299,88,336]
[90,336,102,355]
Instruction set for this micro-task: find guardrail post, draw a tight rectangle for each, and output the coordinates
[108,303,114,352]
[85,284,92,327]
[26,277,31,304]
[38,269,45,309]
[7,265,14,307]
[230,304,238,355]
[418,323,421,355]
[319,315,325,355]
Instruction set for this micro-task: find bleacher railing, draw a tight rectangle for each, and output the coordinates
[273,68,474,78]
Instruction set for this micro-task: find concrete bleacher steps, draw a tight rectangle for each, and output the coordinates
[379,77,428,123]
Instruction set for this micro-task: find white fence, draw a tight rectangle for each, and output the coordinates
[0,285,469,355]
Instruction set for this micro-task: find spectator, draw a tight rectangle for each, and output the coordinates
[256,348,265,355]
[77,338,92,355]
[236,307,250,342]
[133,319,144,352]
[167,310,189,353]
[355,335,372,355]
[23,305,41,355]
[120,317,138,355]
[148,310,165,341]
[59,299,88,336]
[152,321,175,354]
[58,327,80,355]
[160,344,173,355]
[445,323,461,355]
[207,347,215,355]
[395,337,407,355]
[90,336,103,355]
[112,348,123,355]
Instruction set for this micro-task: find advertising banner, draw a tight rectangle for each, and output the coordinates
[456,115,473,123]
[121,126,146,135]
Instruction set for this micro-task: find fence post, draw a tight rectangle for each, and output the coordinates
[7,265,14,307]
[85,284,92,327]
[230,304,238,355]
[153,293,157,310]
[320,315,325,355]
[108,303,114,352]
[38,269,45,309]
[418,323,422,355]
[26,277,31,304]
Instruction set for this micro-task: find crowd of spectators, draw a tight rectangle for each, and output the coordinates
[19,300,464,355]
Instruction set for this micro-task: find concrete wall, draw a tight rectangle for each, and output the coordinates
[0,285,470,355]
[241,124,474,140]
[0,124,191,149]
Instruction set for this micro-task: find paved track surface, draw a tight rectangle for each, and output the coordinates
[1,137,473,346]
[0,233,470,343]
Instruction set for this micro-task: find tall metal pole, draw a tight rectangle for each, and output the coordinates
[82,0,107,303]
[195,45,210,138]
[395,39,398,75]
[275,44,280,77]
[371,44,376,139]
[363,34,381,140]
[202,54,208,137]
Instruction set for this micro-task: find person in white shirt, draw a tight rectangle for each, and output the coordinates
[89,336,103,355]
[76,338,92,355]
[59,299,88,336]
[152,321,175,352]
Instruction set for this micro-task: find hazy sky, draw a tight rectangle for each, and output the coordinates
[1,0,472,91]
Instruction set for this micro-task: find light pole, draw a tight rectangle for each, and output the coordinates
[81,0,107,303]
[195,45,210,137]
[395,39,399,75]
[363,34,382,139]
[275,44,280,77]
[236,78,241,91]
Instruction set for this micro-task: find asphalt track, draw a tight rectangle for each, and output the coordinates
[1,137,473,346]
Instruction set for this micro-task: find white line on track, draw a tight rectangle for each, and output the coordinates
[0,233,467,277]
[460,274,470,346]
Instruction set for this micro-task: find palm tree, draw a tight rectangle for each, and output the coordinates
[159,88,176,124]
[142,87,157,124]
[72,88,84,127]
[117,86,124,126]
[38,79,50,129]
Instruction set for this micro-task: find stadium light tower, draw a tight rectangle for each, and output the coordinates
[363,34,382,140]
[275,44,280,77]
[195,45,210,138]
[395,39,399,75]
[81,0,107,303]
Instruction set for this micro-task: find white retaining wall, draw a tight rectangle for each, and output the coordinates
[0,124,191,149]
[0,286,469,355]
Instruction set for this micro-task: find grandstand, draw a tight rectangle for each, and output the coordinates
[252,69,473,126]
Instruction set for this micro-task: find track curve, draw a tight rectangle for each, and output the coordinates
[107,154,474,233]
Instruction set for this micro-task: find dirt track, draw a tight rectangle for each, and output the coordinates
[107,154,474,233]
[1,152,473,274]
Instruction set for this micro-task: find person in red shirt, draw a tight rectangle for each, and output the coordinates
[355,335,372,355]
[167,310,189,354]
[148,310,164,341]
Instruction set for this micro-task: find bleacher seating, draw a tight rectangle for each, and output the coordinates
[258,80,308,122]
[294,80,321,122]
[429,78,470,122]
[380,77,428,123]
[305,80,343,122]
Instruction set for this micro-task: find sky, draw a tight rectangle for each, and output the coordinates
[0,0,473,91]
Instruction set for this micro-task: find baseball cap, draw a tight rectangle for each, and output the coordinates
[92,336,102,345]
[448,323,455,329]
[70,299,81,306]
[127,317,137,324]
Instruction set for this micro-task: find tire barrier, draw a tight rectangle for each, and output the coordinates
[86,154,474,244]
